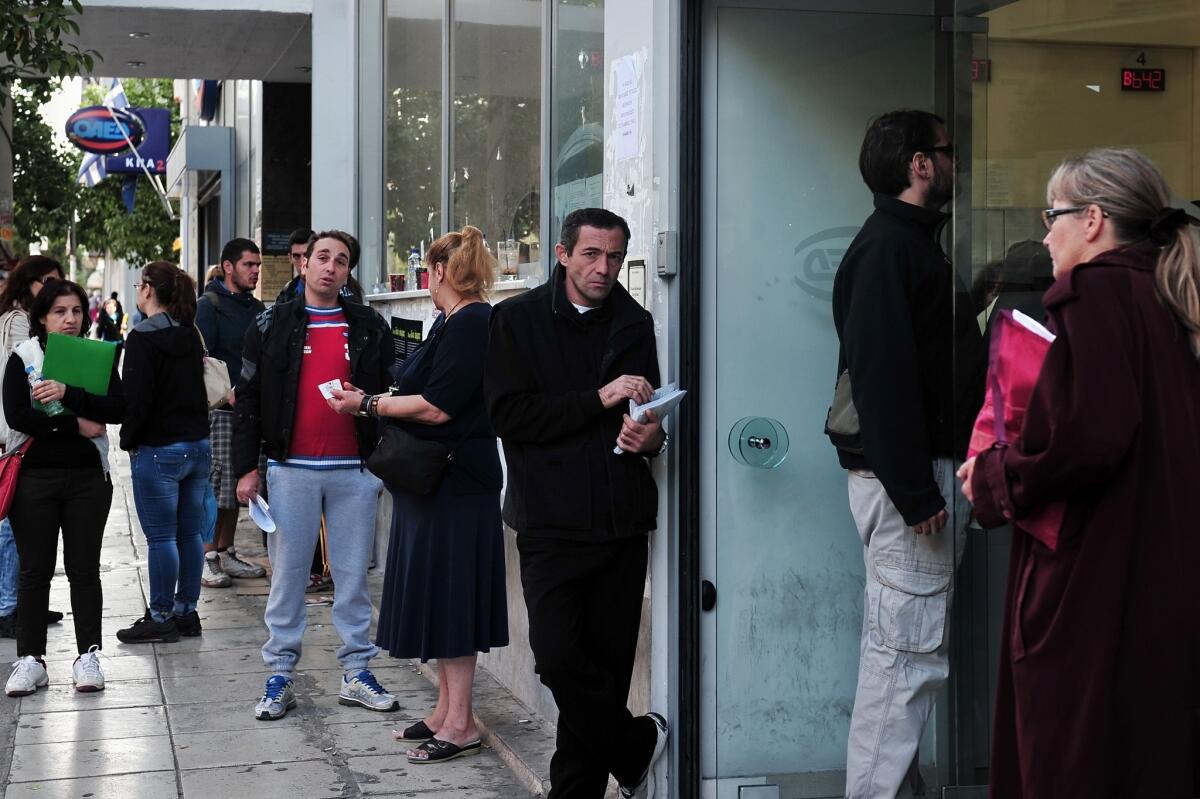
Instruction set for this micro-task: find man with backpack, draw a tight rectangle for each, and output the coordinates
[195,237,268,587]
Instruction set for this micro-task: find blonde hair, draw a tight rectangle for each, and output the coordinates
[426,225,494,299]
[1047,148,1200,358]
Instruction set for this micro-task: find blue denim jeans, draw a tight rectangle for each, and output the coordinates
[0,518,17,616]
[262,464,382,674]
[130,440,212,622]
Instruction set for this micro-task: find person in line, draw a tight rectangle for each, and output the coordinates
[3,280,124,696]
[274,229,334,594]
[830,110,984,798]
[274,227,315,306]
[329,226,508,765]
[115,262,212,644]
[95,297,124,355]
[196,238,268,587]
[0,256,67,638]
[484,208,668,798]
[960,149,1200,798]
[234,230,398,721]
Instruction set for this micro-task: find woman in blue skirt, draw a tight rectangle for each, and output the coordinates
[329,225,508,765]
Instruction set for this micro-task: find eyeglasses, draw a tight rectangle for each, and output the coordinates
[926,144,955,158]
[1041,206,1108,230]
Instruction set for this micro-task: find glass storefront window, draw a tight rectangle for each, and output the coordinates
[384,0,443,290]
[550,0,604,253]
[452,0,542,281]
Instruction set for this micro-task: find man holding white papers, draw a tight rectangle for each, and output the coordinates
[829,110,984,798]
[485,208,668,799]
[232,230,397,722]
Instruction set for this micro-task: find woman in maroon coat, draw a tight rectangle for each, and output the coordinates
[960,149,1200,798]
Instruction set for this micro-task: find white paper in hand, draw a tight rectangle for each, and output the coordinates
[248,494,276,533]
[614,383,687,454]
[318,379,343,400]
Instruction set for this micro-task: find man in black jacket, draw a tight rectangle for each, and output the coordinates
[830,110,984,797]
[485,208,668,799]
[233,230,398,722]
[195,237,267,587]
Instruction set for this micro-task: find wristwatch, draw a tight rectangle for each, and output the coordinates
[653,431,669,457]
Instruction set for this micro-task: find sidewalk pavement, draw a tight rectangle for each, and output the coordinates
[0,444,537,798]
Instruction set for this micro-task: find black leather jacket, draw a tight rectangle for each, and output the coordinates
[231,296,392,476]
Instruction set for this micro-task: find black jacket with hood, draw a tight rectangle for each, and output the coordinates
[231,296,392,477]
[195,278,265,389]
[484,265,661,541]
[119,313,210,451]
[831,193,986,525]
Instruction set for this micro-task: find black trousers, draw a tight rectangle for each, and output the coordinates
[10,466,112,657]
[518,533,657,798]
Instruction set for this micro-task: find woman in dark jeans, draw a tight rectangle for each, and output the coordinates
[2,280,124,696]
[116,261,211,644]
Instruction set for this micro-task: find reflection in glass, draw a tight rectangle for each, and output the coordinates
[551,0,604,252]
[452,0,541,280]
[385,0,443,287]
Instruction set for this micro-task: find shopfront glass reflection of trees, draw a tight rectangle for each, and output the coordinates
[453,0,541,277]
[551,0,604,249]
[385,1,442,277]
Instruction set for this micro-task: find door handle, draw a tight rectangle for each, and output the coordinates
[701,580,717,612]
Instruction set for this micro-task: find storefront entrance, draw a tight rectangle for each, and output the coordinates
[689,0,1199,796]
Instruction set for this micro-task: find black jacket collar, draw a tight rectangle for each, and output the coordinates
[549,263,648,335]
[873,193,950,234]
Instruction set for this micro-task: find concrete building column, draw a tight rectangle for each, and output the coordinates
[310,0,358,233]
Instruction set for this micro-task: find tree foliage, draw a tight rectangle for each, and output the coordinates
[11,80,75,256]
[0,1,100,107]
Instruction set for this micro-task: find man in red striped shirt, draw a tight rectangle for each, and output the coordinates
[233,231,397,722]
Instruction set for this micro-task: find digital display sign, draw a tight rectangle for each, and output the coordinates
[1121,68,1165,91]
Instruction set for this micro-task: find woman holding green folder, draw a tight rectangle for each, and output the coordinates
[2,280,124,697]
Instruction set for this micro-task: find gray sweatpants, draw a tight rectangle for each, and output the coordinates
[844,457,968,799]
[261,463,383,675]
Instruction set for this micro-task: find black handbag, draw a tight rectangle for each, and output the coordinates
[366,414,482,496]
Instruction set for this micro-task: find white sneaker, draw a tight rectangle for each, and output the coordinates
[72,645,104,692]
[338,669,399,712]
[6,655,48,697]
[219,548,266,579]
[201,552,232,588]
[620,712,668,799]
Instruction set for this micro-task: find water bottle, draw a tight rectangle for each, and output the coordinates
[25,365,65,416]
[407,248,421,291]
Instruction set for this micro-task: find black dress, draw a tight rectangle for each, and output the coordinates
[375,302,509,661]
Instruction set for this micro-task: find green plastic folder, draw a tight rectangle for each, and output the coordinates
[39,334,117,410]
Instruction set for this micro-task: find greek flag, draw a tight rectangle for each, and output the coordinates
[76,79,130,187]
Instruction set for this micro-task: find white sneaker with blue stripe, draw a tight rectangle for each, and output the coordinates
[254,674,296,720]
[338,669,399,712]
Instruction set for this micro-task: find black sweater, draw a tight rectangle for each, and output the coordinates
[3,350,125,470]
[119,313,210,451]
[831,194,985,525]
[484,266,661,540]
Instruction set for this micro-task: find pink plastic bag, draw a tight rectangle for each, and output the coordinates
[968,309,1065,550]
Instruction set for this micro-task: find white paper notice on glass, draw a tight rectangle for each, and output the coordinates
[614,383,687,455]
[613,55,639,162]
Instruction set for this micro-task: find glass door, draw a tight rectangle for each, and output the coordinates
[699,2,947,793]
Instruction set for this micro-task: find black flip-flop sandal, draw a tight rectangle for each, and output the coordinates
[392,720,436,742]
[406,737,482,764]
